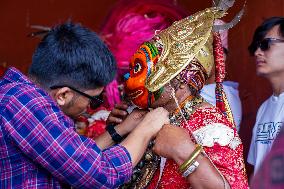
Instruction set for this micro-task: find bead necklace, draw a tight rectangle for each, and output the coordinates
[120,94,204,189]
[170,94,204,126]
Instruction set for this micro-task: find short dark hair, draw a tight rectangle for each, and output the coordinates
[29,22,116,90]
[248,17,284,55]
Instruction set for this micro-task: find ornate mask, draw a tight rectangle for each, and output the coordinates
[124,8,219,109]
[124,42,160,109]
[125,6,243,109]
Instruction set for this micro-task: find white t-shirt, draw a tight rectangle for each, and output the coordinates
[247,92,284,173]
[200,81,242,132]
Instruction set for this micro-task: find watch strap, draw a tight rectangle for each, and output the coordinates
[106,124,123,143]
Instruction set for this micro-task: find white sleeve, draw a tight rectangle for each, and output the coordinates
[223,86,242,131]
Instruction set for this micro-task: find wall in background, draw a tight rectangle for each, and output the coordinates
[1,0,283,179]
[0,0,118,72]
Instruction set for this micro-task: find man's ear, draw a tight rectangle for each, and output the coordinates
[53,87,75,107]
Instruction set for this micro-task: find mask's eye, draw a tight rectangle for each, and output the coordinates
[134,62,142,74]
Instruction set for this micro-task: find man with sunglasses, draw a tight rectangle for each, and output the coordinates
[248,17,284,173]
[0,22,169,189]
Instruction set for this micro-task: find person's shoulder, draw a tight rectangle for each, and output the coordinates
[278,92,284,102]
[254,95,277,119]
[222,81,240,95]
[1,67,45,96]
[258,95,274,108]
[2,77,53,111]
[193,105,226,122]
[5,82,47,99]
[223,81,239,89]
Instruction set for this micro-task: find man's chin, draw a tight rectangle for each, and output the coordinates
[69,111,88,121]
[256,70,268,77]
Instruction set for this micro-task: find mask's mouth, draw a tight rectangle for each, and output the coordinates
[125,88,144,100]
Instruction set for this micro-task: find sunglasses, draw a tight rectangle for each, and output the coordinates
[50,85,103,110]
[252,38,284,54]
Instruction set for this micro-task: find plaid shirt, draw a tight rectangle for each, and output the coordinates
[0,67,132,189]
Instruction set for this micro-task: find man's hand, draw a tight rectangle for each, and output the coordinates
[106,102,129,125]
[153,124,196,165]
[135,107,170,139]
[116,109,148,135]
[93,105,147,149]
[120,107,169,166]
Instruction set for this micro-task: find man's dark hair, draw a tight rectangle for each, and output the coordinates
[29,22,116,90]
[248,17,284,56]
[248,17,284,55]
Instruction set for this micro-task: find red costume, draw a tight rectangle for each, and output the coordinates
[148,107,247,189]
[123,2,249,188]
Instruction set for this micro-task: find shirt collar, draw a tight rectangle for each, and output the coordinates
[3,67,34,85]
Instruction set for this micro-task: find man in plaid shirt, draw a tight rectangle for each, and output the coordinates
[0,22,169,188]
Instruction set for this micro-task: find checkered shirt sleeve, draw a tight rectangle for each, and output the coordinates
[2,84,132,188]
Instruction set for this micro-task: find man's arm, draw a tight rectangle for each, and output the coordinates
[5,91,169,188]
[94,107,147,150]
[96,107,170,166]
[4,93,133,188]
[153,125,229,189]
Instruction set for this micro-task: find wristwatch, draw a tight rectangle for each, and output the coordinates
[106,124,124,143]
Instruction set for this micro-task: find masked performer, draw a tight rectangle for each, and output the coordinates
[123,1,249,189]
[82,0,187,138]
